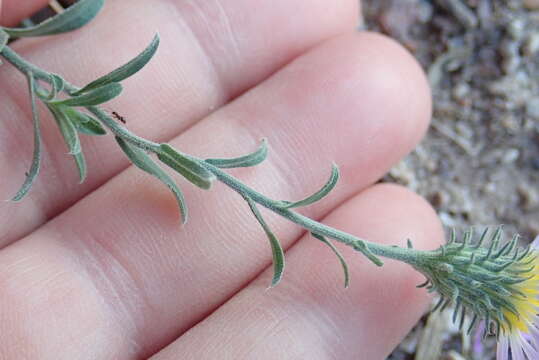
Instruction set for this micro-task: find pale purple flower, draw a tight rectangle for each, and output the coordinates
[496,236,539,360]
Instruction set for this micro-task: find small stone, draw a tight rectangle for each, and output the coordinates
[518,183,539,210]
[484,182,497,194]
[501,148,520,163]
[453,82,470,98]
[436,0,478,28]
[526,98,539,120]
[507,18,526,39]
[524,32,539,55]
[428,191,445,208]
[439,211,459,227]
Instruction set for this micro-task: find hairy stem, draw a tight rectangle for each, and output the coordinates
[1,43,430,268]
[200,159,429,265]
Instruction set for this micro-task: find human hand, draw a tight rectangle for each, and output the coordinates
[0,1,443,358]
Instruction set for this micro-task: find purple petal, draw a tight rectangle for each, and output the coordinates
[497,337,509,360]
[511,337,526,360]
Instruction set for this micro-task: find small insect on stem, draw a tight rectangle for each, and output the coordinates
[111,111,126,124]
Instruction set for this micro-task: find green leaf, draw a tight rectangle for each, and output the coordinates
[47,104,81,155]
[51,83,122,107]
[205,139,268,168]
[0,29,8,53]
[38,73,65,101]
[3,0,104,38]
[352,240,383,267]
[62,107,106,135]
[12,73,42,201]
[157,144,215,190]
[116,137,188,223]
[49,74,64,100]
[73,151,87,183]
[280,163,339,209]
[46,104,88,183]
[312,233,350,288]
[244,196,285,287]
[75,34,160,94]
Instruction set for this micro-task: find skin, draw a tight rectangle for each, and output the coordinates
[0,1,444,359]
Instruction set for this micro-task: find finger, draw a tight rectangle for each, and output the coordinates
[0,0,49,26]
[153,184,444,360]
[0,32,431,359]
[0,0,359,247]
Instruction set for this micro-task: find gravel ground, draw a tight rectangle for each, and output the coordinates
[361,1,539,359]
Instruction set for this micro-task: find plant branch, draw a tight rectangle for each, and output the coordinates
[1,42,429,268]
[1,45,160,152]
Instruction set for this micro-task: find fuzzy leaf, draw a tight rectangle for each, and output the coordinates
[0,29,8,52]
[312,233,350,288]
[47,104,81,155]
[47,104,88,182]
[244,196,285,287]
[62,107,106,135]
[48,74,65,100]
[158,144,215,190]
[12,73,41,201]
[205,139,268,168]
[52,83,122,107]
[116,137,188,223]
[280,163,339,209]
[75,34,160,94]
[38,73,65,101]
[73,151,87,183]
[3,0,104,38]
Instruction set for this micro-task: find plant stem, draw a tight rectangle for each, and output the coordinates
[1,43,432,268]
[1,45,159,152]
[1,45,51,81]
[200,160,429,265]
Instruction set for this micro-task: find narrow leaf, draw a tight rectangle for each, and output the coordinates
[51,82,122,107]
[12,73,41,201]
[75,34,160,94]
[46,74,65,100]
[38,73,65,101]
[47,104,81,155]
[62,107,106,135]
[280,163,339,209]
[3,0,104,38]
[244,196,285,287]
[0,29,8,52]
[205,139,268,168]
[312,233,350,288]
[116,137,188,223]
[157,144,215,190]
[73,151,87,183]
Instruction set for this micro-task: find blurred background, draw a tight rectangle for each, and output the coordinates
[362,1,539,359]
[17,1,539,359]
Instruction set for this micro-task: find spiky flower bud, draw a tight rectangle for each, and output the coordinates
[412,228,539,359]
